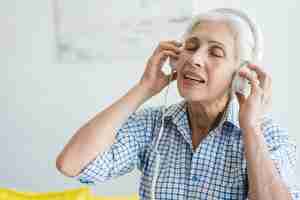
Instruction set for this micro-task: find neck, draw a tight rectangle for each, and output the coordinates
[187,93,230,134]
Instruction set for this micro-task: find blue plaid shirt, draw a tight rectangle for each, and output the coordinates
[74,95,300,199]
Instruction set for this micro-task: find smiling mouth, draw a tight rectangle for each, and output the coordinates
[183,74,206,84]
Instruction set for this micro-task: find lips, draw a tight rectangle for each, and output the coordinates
[183,71,206,84]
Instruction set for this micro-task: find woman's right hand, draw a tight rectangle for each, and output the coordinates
[138,40,182,98]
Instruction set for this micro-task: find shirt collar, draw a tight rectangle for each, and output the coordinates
[219,93,240,130]
[164,94,240,133]
[164,99,192,144]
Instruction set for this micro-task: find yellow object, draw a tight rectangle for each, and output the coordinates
[0,187,139,200]
[93,194,138,200]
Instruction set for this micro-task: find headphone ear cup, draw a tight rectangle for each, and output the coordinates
[231,65,257,97]
[232,71,251,97]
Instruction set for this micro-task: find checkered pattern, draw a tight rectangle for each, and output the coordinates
[74,95,300,199]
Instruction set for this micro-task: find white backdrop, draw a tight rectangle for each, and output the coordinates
[0,0,299,196]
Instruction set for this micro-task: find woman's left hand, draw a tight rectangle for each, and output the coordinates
[236,64,272,132]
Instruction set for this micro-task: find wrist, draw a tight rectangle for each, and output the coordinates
[240,118,262,133]
[242,124,261,136]
[133,83,153,101]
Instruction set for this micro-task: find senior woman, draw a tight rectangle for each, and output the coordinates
[56,8,299,200]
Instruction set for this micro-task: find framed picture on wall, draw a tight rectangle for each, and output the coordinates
[52,0,193,63]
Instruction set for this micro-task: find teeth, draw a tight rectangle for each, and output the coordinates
[184,74,205,83]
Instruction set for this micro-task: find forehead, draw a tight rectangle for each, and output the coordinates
[187,21,235,51]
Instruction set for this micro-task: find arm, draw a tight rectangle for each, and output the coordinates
[56,40,181,178]
[243,125,292,200]
[237,64,296,199]
[56,84,151,177]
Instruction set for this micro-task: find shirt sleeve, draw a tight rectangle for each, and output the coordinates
[261,116,300,199]
[73,106,162,185]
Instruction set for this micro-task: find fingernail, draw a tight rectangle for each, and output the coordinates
[248,63,257,67]
[176,43,182,47]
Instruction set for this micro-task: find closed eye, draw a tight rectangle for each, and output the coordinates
[210,46,225,58]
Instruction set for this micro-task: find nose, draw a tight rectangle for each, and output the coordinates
[191,49,206,68]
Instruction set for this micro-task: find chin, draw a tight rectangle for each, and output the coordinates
[177,85,227,105]
[177,85,208,102]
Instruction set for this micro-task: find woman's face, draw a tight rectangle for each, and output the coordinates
[176,21,238,103]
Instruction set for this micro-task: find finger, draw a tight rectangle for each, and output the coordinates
[261,75,271,91]
[236,92,246,105]
[239,70,260,95]
[248,64,273,91]
[158,41,182,54]
[169,40,183,47]
[153,50,179,68]
[247,64,266,78]
[247,64,267,87]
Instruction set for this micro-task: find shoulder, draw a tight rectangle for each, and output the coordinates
[260,114,296,152]
[261,115,289,142]
[131,104,163,122]
[133,100,184,121]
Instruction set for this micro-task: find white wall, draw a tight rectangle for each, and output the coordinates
[0,0,299,196]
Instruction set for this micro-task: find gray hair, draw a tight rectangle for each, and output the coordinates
[181,8,264,63]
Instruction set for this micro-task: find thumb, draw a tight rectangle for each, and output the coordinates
[236,92,246,106]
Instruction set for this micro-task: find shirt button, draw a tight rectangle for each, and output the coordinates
[192,176,198,182]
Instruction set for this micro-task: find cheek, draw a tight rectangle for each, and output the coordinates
[207,68,233,91]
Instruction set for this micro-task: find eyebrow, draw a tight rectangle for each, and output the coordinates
[208,40,226,49]
[186,36,227,50]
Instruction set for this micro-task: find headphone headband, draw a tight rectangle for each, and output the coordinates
[213,8,264,62]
